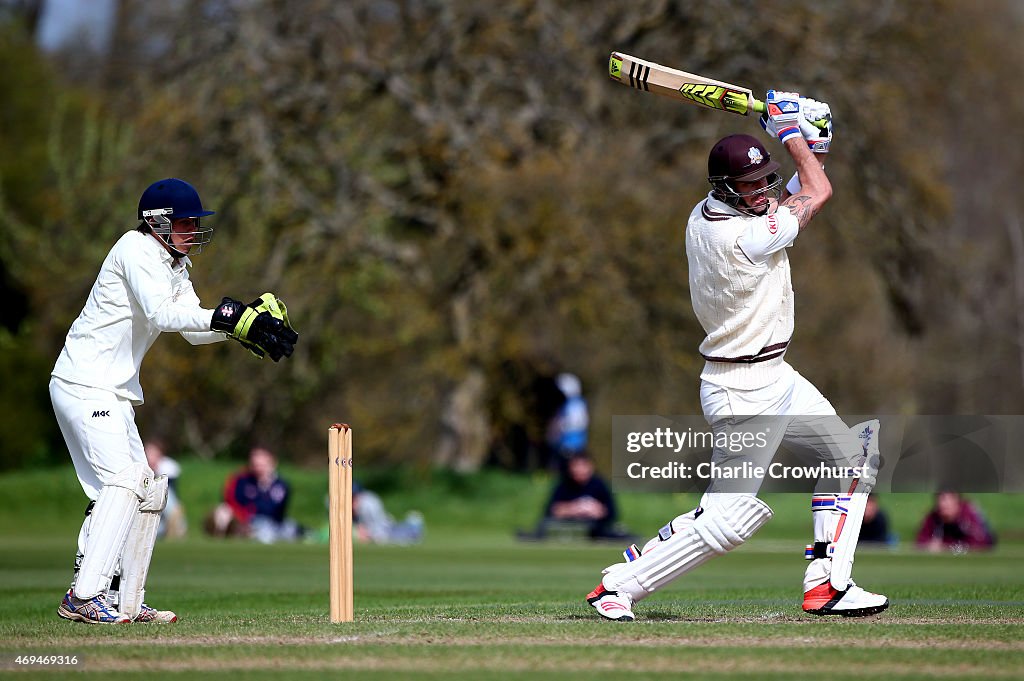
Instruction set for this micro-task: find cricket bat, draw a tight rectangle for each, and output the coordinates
[608,52,826,127]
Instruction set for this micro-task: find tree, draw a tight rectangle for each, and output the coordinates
[2,1,1022,470]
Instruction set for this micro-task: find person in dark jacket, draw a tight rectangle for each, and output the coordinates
[519,451,631,541]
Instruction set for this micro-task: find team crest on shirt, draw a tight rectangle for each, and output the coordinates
[767,215,778,234]
[748,146,764,164]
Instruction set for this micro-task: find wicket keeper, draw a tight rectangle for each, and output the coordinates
[50,178,298,623]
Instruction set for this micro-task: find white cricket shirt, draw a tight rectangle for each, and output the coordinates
[52,230,224,404]
[685,193,800,390]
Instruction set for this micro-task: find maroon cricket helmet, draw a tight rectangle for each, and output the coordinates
[707,134,780,184]
[706,134,783,215]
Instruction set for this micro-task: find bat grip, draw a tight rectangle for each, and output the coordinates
[751,98,828,129]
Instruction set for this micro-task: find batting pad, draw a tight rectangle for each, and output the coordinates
[74,463,149,599]
[603,494,772,602]
[829,419,881,590]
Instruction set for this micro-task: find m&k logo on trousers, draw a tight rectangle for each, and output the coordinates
[92,410,111,418]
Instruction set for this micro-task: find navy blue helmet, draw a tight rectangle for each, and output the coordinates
[138,179,215,255]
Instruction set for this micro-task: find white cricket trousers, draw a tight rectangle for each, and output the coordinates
[699,362,861,496]
[49,377,147,500]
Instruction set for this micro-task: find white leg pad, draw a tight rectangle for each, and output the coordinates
[74,463,151,598]
[602,494,772,602]
[119,510,160,618]
[70,502,94,591]
[693,493,774,554]
[140,474,169,512]
[640,510,701,554]
[829,420,880,590]
[120,475,166,618]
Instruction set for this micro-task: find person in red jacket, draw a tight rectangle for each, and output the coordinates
[916,491,996,553]
[207,447,303,543]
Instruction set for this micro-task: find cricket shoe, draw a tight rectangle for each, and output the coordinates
[803,581,889,617]
[133,604,178,623]
[586,584,635,621]
[57,589,130,624]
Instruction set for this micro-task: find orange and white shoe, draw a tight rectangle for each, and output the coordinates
[586,583,635,621]
[803,581,888,617]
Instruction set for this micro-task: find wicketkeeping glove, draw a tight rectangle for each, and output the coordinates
[211,295,299,362]
[238,292,298,359]
[250,292,294,331]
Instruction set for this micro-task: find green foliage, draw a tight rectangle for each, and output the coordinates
[0,329,59,470]
[1,2,1024,470]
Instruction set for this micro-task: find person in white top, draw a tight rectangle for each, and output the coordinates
[51,178,298,624]
[588,92,888,621]
[144,439,187,539]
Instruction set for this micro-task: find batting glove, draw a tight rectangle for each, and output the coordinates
[800,98,832,154]
[761,97,833,153]
[765,90,802,144]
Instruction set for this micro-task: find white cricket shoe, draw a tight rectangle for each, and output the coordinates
[803,580,889,617]
[57,589,131,624]
[133,603,178,623]
[587,583,635,621]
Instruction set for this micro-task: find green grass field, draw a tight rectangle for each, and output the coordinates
[1,464,1022,679]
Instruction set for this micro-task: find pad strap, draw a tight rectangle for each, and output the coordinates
[804,541,835,560]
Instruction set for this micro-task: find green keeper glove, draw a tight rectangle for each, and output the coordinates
[211,296,299,361]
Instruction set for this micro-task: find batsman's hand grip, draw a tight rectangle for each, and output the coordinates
[752,99,828,129]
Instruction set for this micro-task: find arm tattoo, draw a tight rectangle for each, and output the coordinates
[782,194,817,231]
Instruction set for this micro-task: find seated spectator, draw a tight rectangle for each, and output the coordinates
[352,482,424,545]
[518,451,633,541]
[857,494,897,547]
[205,446,303,543]
[915,490,996,553]
[144,439,187,539]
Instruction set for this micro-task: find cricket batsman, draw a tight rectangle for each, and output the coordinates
[50,178,299,623]
[587,92,889,620]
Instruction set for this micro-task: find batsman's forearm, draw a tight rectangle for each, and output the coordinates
[779,139,831,231]
[785,139,831,200]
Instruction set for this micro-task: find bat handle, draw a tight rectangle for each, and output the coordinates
[751,98,828,130]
